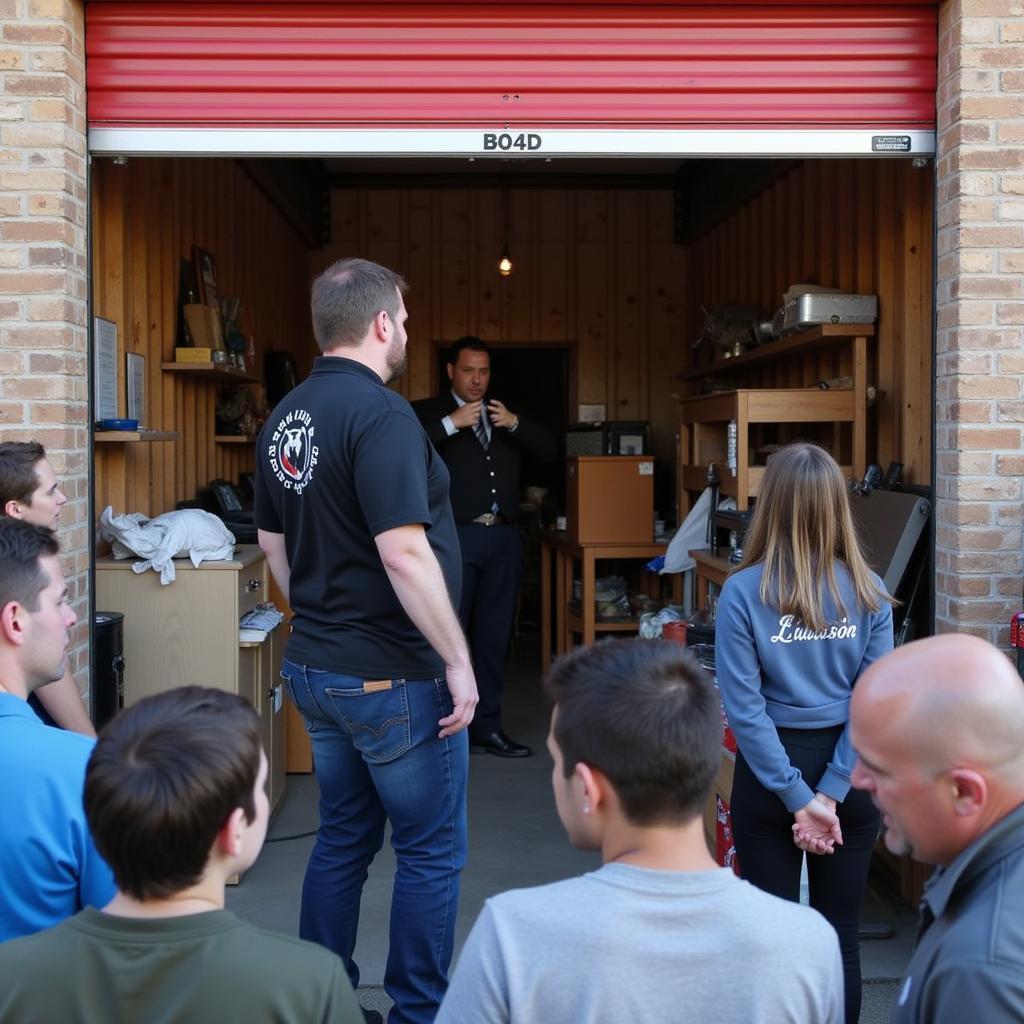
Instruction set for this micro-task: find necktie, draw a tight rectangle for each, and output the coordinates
[473,404,489,449]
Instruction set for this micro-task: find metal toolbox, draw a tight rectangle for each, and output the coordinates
[780,292,877,336]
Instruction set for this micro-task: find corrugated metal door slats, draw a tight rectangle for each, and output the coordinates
[86,3,938,130]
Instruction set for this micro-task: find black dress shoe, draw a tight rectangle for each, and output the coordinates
[469,730,532,758]
[361,1010,384,1024]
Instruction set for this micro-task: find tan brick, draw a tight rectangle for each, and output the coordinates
[936,497,992,523]
[953,427,1023,449]
[954,276,1023,298]
[953,477,1023,501]
[8,425,84,450]
[999,454,1024,474]
[938,452,996,475]
[1000,254,1024,274]
[3,376,78,400]
[0,48,25,71]
[996,576,1024,596]
[959,96,1024,118]
[949,549,1022,572]
[997,400,1024,420]
[30,50,68,73]
[29,295,84,322]
[997,504,1024,526]
[997,302,1024,322]
[1003,70,1024,90]
[1004,20,1024,42]
[945,400,993,422]
[0,270,66,295]
[0,299,20,319]
[958,148,1024,171]
[7,75,68,100]
[1,122,65,148]
[0,100,25,122]
[944,327,1021,351]
[963,44,1024,68]
[997,122,1024,144]
[949,599,1019,623]
[0,169,69,191]
[0,219,73,243]
[0,196,20,217]
[28,99,69,122]
[30,400,78,423]
[960,225,1024,247]
[30,0,68,17]
[28,352,85,376]
[955,375,1021,398]
[1004,176,1024,194]
[998,352,1024,372]
[2,324,73,348]
[2,25,67,45]
[939,300,998,327]
[0,401,26,424]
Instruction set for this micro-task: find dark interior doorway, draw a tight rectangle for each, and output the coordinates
[435,344,569,512]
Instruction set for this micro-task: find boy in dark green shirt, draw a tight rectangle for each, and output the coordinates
[0,687,363,1024]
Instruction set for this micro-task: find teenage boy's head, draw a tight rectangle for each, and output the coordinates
[0,442,67,527]
[0,519,75,695]
[543,639,720,848]
[85,687,268,900]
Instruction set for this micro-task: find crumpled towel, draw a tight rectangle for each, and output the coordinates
[99,506,237,584]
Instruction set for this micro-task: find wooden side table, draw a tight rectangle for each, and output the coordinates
[540,533,682,671]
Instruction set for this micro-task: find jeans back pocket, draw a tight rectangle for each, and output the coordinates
[324,682,412,764]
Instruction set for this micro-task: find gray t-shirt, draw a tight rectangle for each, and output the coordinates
[437,862,843,1024]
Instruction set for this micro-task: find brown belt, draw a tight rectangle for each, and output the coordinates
[469,512,506,526]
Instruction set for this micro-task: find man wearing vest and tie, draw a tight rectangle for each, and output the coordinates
[414,337,555,758]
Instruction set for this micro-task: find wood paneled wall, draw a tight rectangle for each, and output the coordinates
[91,158,313,518]
[687,159,934,485]
[317,188,689,474]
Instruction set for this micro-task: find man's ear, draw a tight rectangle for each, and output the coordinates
[0,599,27,647]
[576,762,612,813]
[949,768,987,818]
[3,498,23,519]
[372,309,390,342]
[446,362,455,382]
[215,806,247,859]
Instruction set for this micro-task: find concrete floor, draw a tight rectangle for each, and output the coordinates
[227,637,918,1022]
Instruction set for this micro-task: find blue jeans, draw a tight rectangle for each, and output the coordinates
[282,659,469,1024]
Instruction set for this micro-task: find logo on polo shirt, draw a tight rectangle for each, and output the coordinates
[267,408,318,495]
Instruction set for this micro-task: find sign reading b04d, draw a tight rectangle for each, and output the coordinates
[483,132,542,151]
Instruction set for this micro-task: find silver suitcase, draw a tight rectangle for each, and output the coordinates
[781,293,877,336]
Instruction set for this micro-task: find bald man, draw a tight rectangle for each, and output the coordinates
[850,634,1024,1024]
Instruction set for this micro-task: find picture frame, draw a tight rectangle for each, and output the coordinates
[93,317,118,422]
[192,245,219,310]
[126,351,146,426]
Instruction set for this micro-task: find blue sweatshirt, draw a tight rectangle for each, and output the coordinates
[714,562,893,813]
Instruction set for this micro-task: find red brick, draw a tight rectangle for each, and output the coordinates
[996,401,1024,421]
[6,75,67,99]
[963,45,1024,68]
[0,219,73,243]
[949,599,1019,623]
[957,148,1024,170]
[0,401,26,423]
[945,399,994,422]
[0,270,66,294]
[955,375,1022,398]
[3,376,76,400]
[960,225,1024,247]
[954,276,1023,298]
[958,96,1024,119]
[28,352,85,375]
[27,246,69,267]
[1003,70,1024,91]
[2,324,73,348]
[28,295,84,323]
[2,25,67,45]
[997,504,1024,526]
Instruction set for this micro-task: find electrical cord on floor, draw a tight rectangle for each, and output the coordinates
[265,827,320,844]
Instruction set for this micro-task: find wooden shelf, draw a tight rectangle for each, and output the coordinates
[94,430,178,443]
[677,324,876,382]
[215,435,257,444]
[566,609,641,634]
[161,361,259,383]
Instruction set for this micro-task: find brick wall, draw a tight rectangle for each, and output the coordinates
[0,0,90,690]
[935,0,1024,642]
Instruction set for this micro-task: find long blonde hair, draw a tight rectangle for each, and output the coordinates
[736,442,893,631]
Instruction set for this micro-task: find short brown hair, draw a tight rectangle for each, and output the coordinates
[0,441,45,508]
[310,257,407,352]
[544,639,721,825]
[85,686,263,901]
[0,519,59,613]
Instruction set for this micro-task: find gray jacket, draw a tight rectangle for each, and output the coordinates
[892,802,1024,1023]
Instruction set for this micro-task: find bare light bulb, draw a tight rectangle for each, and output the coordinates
[498,244,512,277]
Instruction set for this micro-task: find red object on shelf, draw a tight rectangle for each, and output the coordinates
[662,620,688,644]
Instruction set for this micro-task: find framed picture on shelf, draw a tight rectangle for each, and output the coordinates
[126,351,146,426]
[192,245,219,309]
[93,317,118,422]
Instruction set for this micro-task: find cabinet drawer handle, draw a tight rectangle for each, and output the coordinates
[246,579,261,592]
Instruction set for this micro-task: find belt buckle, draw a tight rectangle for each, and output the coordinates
[476,512,500,526]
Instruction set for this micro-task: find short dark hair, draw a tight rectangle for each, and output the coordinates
[85,686,263,901]
[544,639,721,825]
[448,336,490,364]
[0,519,59,613]
[310,257,407,352]
[0,441,46,507]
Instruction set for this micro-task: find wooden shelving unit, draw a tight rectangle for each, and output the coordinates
[94,430,178,443]
[161,362,259,384]
[215,435,257,444]
[678,326,871,515]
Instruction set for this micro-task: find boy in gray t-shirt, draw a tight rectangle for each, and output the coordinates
[437,640,842,1024]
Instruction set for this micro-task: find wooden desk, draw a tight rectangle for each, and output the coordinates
[690,548,732,610]
[541,533,682,671]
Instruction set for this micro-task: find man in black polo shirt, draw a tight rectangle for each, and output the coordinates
[255,258,477,1024]
[413,338,555,758]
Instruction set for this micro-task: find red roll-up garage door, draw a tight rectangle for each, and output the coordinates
[85,2,938,157]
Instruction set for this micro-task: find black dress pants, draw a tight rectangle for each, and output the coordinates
[456,522,523,735]
[730,725,880,1024]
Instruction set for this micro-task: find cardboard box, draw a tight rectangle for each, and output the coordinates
[566,455,654,544]
[174,346,215,362]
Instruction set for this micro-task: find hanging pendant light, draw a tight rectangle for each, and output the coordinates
[498,189,513,276]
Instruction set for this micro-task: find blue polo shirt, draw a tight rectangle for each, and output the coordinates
[0,694,115,941]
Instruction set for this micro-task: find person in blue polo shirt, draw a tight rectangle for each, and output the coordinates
[0,519,114,941]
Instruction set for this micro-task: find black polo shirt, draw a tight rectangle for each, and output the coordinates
[254,357,461,678]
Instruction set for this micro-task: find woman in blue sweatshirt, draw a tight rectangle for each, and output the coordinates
[715,442,894,1024]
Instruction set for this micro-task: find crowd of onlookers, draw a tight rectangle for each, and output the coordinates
[2,259,1024,1024]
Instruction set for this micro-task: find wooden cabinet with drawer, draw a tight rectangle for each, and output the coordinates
[94,544,286,811]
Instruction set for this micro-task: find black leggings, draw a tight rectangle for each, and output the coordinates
[730,725,880,1024]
